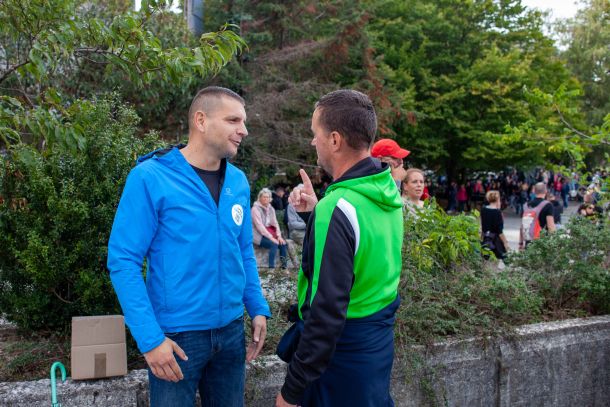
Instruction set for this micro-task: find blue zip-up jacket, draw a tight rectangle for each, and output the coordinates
[107,146,271,353]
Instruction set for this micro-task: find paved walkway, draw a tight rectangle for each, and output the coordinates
[502,200,579,251]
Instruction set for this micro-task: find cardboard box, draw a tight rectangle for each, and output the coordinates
[71,315,127,380]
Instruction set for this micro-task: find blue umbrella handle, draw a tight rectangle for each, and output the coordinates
[50,361,66,407]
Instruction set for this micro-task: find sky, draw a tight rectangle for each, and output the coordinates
[520,0,582,20]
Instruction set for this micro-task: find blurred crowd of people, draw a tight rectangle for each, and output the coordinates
[253,139,608,267]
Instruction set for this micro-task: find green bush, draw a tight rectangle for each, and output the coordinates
[397,202,543,346]
[508,216,610,315]
[0,95,163,331]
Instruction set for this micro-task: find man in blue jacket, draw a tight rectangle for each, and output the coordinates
[107,86,270,407]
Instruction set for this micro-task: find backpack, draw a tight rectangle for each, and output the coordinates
[521,200,549,242]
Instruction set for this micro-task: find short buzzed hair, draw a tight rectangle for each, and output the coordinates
[188,86,245,130]
[534,182,547,195]
[315,89,377,150]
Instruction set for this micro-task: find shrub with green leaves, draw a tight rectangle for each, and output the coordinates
[508,216,610,315]
[0,95,163,331]
[397,202,543,346]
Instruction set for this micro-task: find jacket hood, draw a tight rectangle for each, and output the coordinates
[137,144,186,165]
[326,157,403,212]
[137,144,228,176]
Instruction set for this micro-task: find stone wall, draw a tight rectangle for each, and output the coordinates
[1,316,608,406]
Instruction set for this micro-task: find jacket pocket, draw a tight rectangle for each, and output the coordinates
[161,254,184,313]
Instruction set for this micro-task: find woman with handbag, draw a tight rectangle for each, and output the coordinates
[252,188,288,269]
[481,190,509,260]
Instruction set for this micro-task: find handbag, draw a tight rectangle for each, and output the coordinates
[266,225,278,239]
[276,320,304,363]
[276,304,303,363]
[482,231,506,259]
[258,206,279,239]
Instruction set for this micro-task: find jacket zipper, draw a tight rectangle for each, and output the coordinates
[217,200,222,328]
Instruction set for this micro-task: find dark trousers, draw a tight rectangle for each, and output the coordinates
[301,297,400,407]
[259,236,288,268]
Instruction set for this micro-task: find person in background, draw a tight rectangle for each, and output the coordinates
[582,193,604,217]
[402,168,425,216]
[516,182,529,216]
[272,185,286,211]
[472,179,485,211]
[457,183,468,212]
[560,177,570,208]
[421,181,432,201]
[519,182,556,249]
[252,188,288,269]
[371,138,410,189]
[422,179,431,200]
[578,203,603,222]
[547,193,563,227]
[480,190,509,260]
[446,181,458,213]
[286,184,307,245]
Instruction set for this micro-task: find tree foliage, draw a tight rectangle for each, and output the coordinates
[557,0,610,127]
[0,0,245,330]
[0,0,245,149]
[0,95,163,330]
[203,0,607,180]
[203,0,414,186]
[366,0,585,175]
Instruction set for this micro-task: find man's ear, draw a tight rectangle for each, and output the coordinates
[193,111,206,133]
[330,131,342,150]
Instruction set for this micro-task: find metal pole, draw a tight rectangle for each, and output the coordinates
[50,361,66,407]
[185,0,204,36]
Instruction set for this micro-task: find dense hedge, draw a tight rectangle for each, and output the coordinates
[0,95,163,331]
[509,216,610,315]
[397,202,609,349]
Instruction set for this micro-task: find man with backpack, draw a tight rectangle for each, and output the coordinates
[519,182,556,249]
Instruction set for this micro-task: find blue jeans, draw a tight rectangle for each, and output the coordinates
[149,318,246,407]
[259,236,288,268]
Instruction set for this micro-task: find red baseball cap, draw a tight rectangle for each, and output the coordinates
[371,139,410,159]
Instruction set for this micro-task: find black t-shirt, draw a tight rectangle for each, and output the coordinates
[527,197,554,229]
[191,165,222,205]
[481,206,503,234]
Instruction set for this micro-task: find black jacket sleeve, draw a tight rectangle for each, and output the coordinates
[280,207,355,404]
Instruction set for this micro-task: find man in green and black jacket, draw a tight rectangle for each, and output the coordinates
[276,90,403,407]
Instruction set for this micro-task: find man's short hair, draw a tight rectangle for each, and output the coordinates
[188,86,245,130]
[534,182,547,195]
[315,90,377,150]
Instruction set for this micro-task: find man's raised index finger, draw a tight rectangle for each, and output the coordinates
[299,169,313,191]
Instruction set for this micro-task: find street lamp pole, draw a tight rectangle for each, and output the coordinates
[184,0,204,36]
